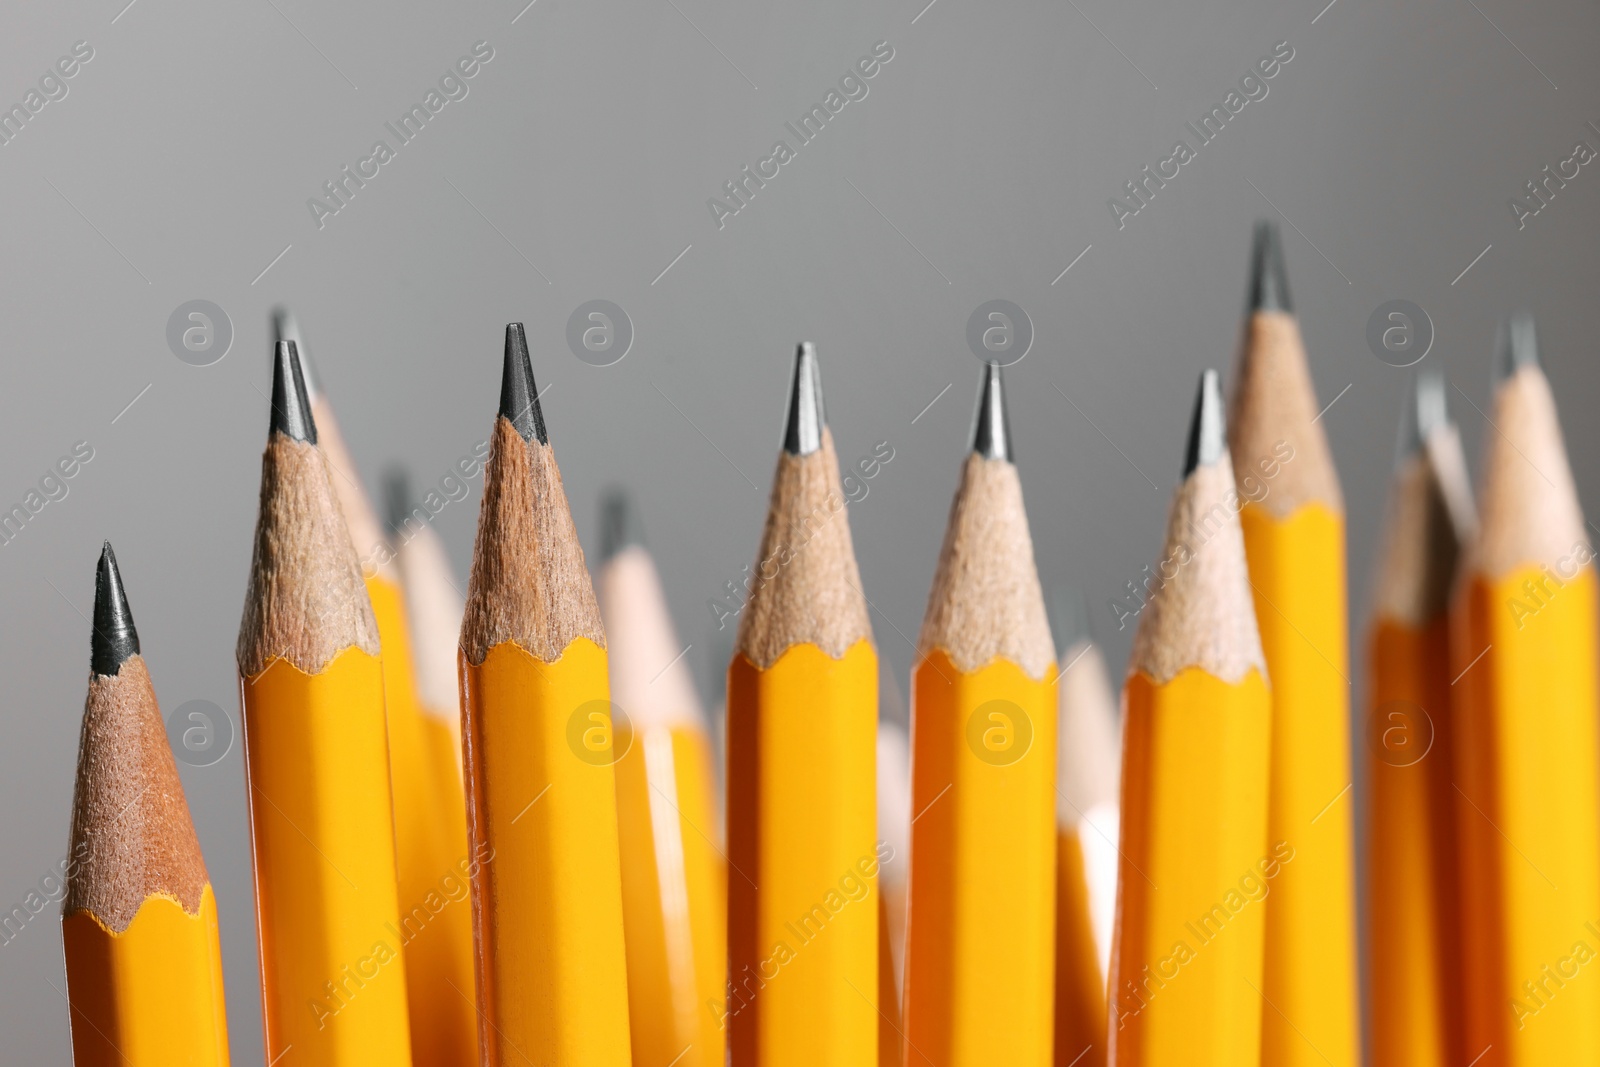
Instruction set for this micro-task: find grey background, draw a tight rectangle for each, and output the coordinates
[1,0,1596,1060]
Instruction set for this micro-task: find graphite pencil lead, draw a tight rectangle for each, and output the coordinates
[270,340,318,445]
[382,467,412,536]
[1248,220,1292,314]
[783,342,825,456]
[92,541,140,676]
[599,487,645,564]
[500,322,547,444]
[1497,311,1540,381]
[1183,368,1227,477]
[970,360,1012,462]
[271,306,321,403]
[1395,370,1449,464]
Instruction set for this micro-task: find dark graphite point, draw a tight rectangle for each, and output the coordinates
[1498,311,1540,381]
[599,487,646,563]
[92,541,140,676]
[500,323,547,444]
[271,306,321,403]
[270,340,318,444]
[383,468,412,536]
[1396,370,1449,462]
[783,342,825,456]
[970,360,1012,462]
[1183,368,1227,476]
[1248,220,1292,314]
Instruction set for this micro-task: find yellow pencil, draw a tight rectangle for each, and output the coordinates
[1364,372,1472,1067]
[599,488,726,1067]
[1454,315,1600,1064]
[903,362,1057,1067]
[459,323,632,1065]
[63,543,230,1066]
[726,343,879,1066]
[1229,223,1359,1066]
[237,340,412,1064]
[274,310,477,1063]
[1111,369,1272,1067]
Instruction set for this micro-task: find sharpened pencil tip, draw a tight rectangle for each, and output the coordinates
[783,342,825,456]
[382,467,412,536]
[599,487,646,563]
[270,340,318,444]
[1497,311,1540,381]
[970,361,1012,462]
[1183,369,1227,476]
[1248,220,1292,314]
[92,541,140,676]
[499,323,547,444]
[1396,370,1449,463]
[270,306,321,403]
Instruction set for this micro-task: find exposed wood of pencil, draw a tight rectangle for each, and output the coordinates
[1468,365,1587,579]
[462,416,604,665]
[603,544,703,729]
[237,433,379,676]
[1057,640,1120,818]
[1370,428,1471,626]
[66,655,207,929]
[1229,311,1343,516]
[917,452,1055,680]
[733,427,871,666]
[1127,459,1266,684]
[395,519,468,726]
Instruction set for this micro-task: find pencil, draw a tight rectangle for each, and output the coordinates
[877,716,910,1067]
[1364,372,1472,1067]
[1454,315,1600,1064]
[1229,223,1359,1067]
[903,361,1058,1067]
[1110,369,1272,1066]
[275,310,478,1063]
[63,543,231,1067]
[238,340,412,1063]
[598,488,726,1067]
[726,342,879,1065]
[385,468,468,780]
[459,323,631,1065]
[1053,602,1119,1067]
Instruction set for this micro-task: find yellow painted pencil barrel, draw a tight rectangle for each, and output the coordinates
[726,344,879,1065]
[458,326,631,1065]
[1111,370,1271,1067]
[64,544,230,1067]
[237,341,412,1066]
[1230,229,1359,1067]
[1454,321,1600,1065]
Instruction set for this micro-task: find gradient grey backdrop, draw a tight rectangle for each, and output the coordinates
[2,0,1596,1060]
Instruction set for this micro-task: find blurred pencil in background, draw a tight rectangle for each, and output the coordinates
[275,310,477,1063]
[598,488,726,1067]
[459,324,631,1065]
[1229,224,1359,1067]
[385,467,469,781]
[1111,370,1271,1067]
[904,362,1058,1066]
[877,714,910,1067]
[1453,315,1600,1065]
[237,340,412,1064]
[63,543,230,1066]
[1051,591,1118,1067]
[726,343,880,1065]
[1363,373,1472,1067]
